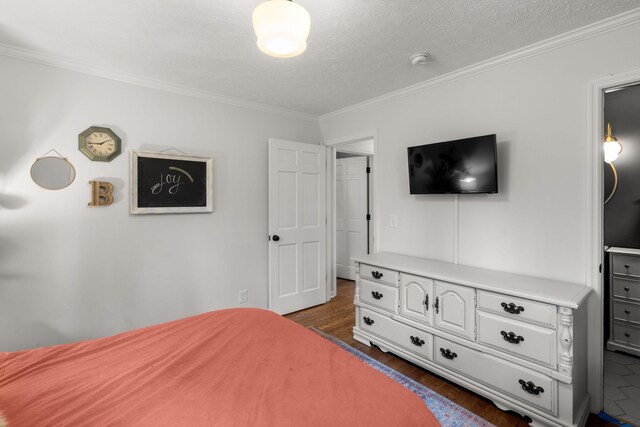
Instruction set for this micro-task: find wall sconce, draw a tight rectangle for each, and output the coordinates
[604,122,623,205]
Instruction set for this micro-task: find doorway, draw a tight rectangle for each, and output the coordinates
[335,152,371,280]
[601,82,640,425]
[586,69,640,418]
[325,131,377,298]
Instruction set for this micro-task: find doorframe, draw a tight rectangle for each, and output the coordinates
[324,130,378,299]
[586,69,640,412]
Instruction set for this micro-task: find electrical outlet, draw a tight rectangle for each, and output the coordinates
[389,214,398,228]
[239,290,247,303]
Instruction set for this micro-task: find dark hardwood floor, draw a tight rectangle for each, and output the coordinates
[285,279,613,427]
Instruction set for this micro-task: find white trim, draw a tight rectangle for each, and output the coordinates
[0,43,317,122]
[335,146,373,156]
[324,130,378,298]
[324,130,378,147]
[319,8,640,122]
[453,194,459,264]
[586,69,640,413]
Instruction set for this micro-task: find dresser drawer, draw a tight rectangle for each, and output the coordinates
[477,290,556,328]
[612,277,640,301]
[476,311,557,368]
[613,300,640,325]
[612,322,640,348]
[435,337,556,414]
[359,308,433,361]
[359,279,398,313]
[359,263,399,287]
[613,254,640,278]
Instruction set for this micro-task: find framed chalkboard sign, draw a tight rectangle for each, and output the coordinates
[130,151,213,214]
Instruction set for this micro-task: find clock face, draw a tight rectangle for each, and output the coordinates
[78,126,122,161]
[85,132,116,156]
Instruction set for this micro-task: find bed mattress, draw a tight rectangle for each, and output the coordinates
[0,308,439,426]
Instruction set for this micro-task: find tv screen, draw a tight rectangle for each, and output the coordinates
[407,134,498,194]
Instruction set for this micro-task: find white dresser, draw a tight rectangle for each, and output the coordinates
[607,247,640,357]
[352,252,592,427]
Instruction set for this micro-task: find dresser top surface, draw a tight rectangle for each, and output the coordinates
[353,252,591,308]
[607,247,640,256]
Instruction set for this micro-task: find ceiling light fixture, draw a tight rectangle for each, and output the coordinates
[252,0,310,58]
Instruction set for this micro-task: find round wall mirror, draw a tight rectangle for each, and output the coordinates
[30,156,76,190]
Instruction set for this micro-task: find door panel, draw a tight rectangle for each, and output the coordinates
[400,273,434,326]
[278,244,297,297]
[278,171,297,229]
[269,139,326,314]
[434,281,476,340]
[302,241,320,291]
[302,173,319,226]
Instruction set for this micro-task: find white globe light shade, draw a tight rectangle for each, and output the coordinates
[252,0,310,58]
[603,140,622,163]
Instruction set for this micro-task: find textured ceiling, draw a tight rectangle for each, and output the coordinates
[1,0,640,116]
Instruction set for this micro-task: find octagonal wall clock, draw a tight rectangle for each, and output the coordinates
[78,126,122,162]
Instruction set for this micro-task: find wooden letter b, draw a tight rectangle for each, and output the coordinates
[89,180,114,207]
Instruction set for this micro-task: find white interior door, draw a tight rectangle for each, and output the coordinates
[269,139,327,315]
[335,156,367,280]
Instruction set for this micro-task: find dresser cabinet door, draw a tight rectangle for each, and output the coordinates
[434,281,476,340]
[400,273,434,326]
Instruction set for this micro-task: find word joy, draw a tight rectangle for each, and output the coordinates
[151,173,183,195]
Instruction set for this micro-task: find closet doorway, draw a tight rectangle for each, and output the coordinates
[335,153,370,280]
[325,131,377,298]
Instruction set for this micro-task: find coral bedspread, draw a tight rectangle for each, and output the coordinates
[0,308,439,426]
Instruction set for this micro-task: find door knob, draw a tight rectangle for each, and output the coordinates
[272,235,280,242]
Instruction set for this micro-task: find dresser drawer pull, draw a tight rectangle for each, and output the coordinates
[625,309,632,315]
[625,332,631,338]
[501,302,525,314]
[363,316,374,326]
[371,271,384,279]
[625,286,631,291]
[410,336,425,346]
[424,294,429,310]
[434,297,439,314]
[626,264,631,269]
[371,291,383,300]
[440,348,457,360]
[519,379,544,395]
[501,331,525,344]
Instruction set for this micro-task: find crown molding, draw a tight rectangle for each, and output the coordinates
[319,7,640,122]
[0,43,318,122]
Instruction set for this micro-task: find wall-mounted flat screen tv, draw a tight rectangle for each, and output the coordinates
[407,134,498,194]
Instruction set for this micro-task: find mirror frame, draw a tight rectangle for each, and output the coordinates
[30,155,77,190]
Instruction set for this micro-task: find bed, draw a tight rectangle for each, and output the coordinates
[0,308,439,426]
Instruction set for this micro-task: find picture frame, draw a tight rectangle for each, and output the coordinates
[130,150,213,214]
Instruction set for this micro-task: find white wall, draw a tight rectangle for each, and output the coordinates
[0,56,322,351]
[320,22,640,285]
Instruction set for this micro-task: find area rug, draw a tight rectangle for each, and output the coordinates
[310,327,495,427]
